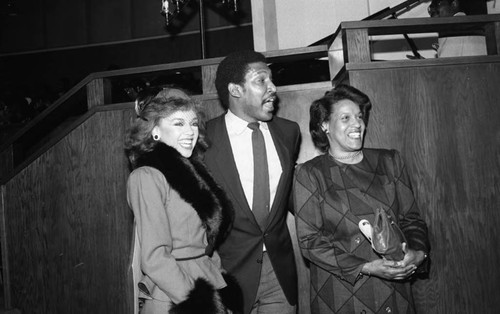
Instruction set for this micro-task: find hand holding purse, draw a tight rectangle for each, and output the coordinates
[359,208,407,261]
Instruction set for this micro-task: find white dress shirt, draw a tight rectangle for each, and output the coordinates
[225,110,283,212]
[437,12,487,58]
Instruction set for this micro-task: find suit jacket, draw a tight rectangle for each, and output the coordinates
[204,114,300,314]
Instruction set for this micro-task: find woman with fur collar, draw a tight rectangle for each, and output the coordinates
[125,88,241,314]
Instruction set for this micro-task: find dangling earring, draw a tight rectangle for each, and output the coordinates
[153,134,159,141]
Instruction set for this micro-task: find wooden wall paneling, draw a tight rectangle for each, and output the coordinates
[3,110,133,313]
[189,94,226,125]
[122,108,137,314]
[0,185,13,310]
[0,146,13,182]
[276,83,333,164]
[349,62,500,313]
[88,0,132,43]
[44,0,88,47]
[201,64,219,94]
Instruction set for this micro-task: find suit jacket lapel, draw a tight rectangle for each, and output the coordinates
[267,120,291,223]
[211,118,258,225]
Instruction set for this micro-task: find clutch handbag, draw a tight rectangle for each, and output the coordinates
[371,207,406,261]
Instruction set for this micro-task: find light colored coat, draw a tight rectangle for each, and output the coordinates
[127,143,234,313]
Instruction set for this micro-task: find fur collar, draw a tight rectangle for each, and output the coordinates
[136,143,233,252]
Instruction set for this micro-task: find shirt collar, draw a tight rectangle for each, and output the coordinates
[225,110,269,135]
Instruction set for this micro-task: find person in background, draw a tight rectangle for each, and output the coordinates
[428,0,487,57]
[125,88,241,314]
[204,50,300,314]
[293,84,430,314]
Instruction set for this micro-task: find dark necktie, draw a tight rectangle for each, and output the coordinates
[248,122,270,230]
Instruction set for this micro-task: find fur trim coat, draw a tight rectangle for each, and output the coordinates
[130,143,242,314]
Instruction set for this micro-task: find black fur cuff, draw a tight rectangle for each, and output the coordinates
[169,275,243,314]
[169,278,225,314]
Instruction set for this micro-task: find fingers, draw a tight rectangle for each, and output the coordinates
[393,267,416,280]
[382,259,402,268]
[402,242,408,253]
[378,259,416,280]
[390,264,417,280]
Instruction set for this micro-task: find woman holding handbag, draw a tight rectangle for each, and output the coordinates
[293,84,430,314]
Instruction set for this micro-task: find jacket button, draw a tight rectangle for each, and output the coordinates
[355,237,361,244]
[256,258,263,264]
[385,307,392,313]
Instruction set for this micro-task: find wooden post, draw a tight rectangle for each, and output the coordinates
[86,78,111,109]
[344,28,371,64]
[485,21,500,55]
[328,31,345,81]
[202,64,218,95]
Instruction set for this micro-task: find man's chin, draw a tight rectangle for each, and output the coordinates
[259,111,274,121]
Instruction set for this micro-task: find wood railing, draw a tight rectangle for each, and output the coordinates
[0,45,329,185]
[328,14,500,79]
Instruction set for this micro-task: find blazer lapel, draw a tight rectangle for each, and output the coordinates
[211,118,259,225]
[266,121,292,223]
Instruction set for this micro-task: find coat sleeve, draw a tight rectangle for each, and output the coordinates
[127,167,194,303]
[293,163,367,285]
[287,122,302,215]
[391,150,430,254]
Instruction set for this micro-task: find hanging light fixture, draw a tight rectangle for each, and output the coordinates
[160,0,239,59]
[6,0,19,17]
[160,0,237,25]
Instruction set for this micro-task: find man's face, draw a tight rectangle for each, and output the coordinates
[232,61,277,123]
[429,0,456,17]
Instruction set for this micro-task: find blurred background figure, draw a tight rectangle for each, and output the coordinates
[428,0,487,57]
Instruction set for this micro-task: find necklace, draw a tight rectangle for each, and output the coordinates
[329,150,362,160]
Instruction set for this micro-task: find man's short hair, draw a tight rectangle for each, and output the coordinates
[215,50,267,110]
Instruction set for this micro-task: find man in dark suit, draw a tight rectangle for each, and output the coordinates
[204,50,300,314]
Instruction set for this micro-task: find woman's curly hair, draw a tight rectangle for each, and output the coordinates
[124,88,208,169]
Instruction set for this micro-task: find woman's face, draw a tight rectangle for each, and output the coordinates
[152,109,199,158]
[322,99,365,154]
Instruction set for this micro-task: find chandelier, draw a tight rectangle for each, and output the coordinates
[161,0,238,25]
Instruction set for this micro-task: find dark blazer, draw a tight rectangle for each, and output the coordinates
[204,114,300,314]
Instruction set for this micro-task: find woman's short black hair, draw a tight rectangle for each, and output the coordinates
[309,84,372,153]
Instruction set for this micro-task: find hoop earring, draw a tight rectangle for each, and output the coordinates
[153,134,159,141]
